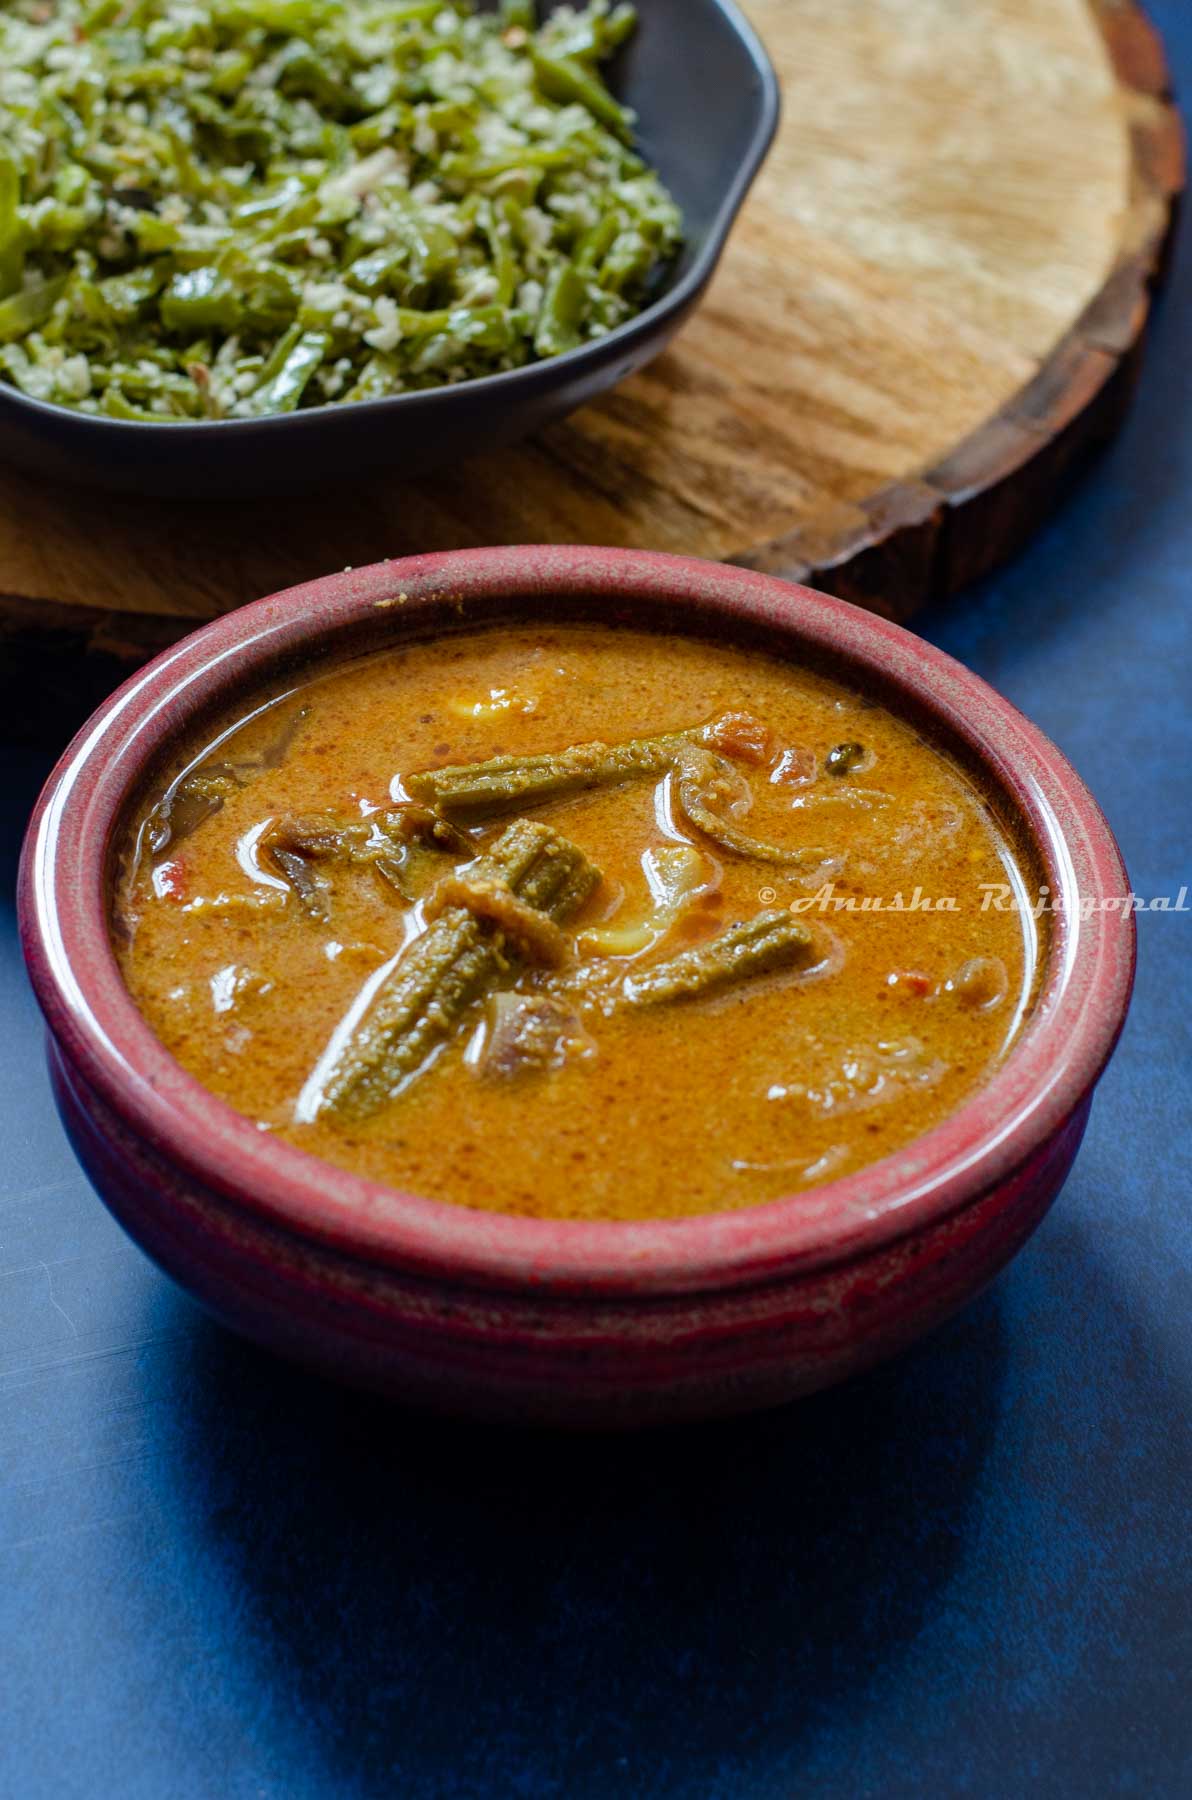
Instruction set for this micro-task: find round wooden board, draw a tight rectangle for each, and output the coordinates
[0,0,1183,736]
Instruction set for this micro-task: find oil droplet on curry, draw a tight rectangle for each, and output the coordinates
[113,625,1040,1221]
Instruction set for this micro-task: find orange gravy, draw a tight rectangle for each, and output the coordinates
[113,624,1039,1220]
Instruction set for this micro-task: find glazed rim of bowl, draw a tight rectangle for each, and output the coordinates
[20,547,1135,1300]
[0,0,779,441]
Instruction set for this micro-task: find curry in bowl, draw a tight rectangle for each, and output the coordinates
[112,622,1040,1222]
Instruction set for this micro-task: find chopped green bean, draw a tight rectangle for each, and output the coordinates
[159,268,241,335]
[534,261,587,357]
[0,277,68,344]
[242,329,331,414]
[530,48,634,141]
[0,154,24,299]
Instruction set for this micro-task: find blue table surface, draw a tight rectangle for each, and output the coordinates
[4,15,1192,1799]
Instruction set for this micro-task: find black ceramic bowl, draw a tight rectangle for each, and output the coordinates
[0,0,778,499]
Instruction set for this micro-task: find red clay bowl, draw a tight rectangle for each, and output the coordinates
[19,548,1135,1426]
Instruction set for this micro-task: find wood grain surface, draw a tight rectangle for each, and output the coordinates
[0,0,1182,734]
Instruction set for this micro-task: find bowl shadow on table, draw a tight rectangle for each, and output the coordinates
[166,1293,1008,1791]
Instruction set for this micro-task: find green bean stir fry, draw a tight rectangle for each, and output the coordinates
[0,0,683,419]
